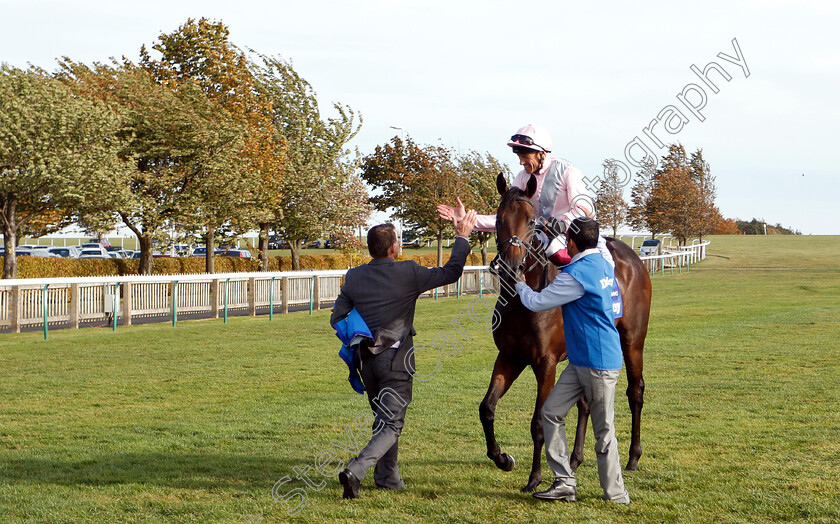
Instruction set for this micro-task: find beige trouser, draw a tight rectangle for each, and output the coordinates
[542,363,629,502]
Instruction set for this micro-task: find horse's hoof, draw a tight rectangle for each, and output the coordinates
[499,453,515,472]
[626,449,641,471]
[521,479,541,493]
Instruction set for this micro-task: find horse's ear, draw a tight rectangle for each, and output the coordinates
[496,172,507,196]
[525,174,537,198]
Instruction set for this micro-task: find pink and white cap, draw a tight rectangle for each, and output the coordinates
[507,124,553,153]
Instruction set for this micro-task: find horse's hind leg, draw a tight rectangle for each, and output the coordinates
[570,395,589,471]
[523,361,557,492]
[479,355,525,473]
[624,346,645,471]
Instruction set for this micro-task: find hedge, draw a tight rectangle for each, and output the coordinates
[5,253,485,279]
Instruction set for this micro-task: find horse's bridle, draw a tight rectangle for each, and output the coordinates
[489,196,543,278]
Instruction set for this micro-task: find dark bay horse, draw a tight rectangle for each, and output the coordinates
[479,173,651,492]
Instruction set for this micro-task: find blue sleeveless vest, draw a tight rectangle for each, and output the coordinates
[561,254,623,371]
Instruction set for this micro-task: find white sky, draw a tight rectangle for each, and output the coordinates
[3,0,838,234]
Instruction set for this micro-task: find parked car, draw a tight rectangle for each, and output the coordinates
[48,247,74,258]
[167,244,191,256]
[191,247,208,257]
[105,246,130,259]
[79,248,111,259]
[267,236,289,250]
[217,249,252,258]
[304,240,321,249]
[29,249,61,258]
[639,239,661,257]
[323,237,345,249]
[16,245,60,257]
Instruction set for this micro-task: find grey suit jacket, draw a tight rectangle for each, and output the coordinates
[330,237,471,373]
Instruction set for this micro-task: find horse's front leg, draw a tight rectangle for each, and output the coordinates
[524,359,557,492]
[479,354,525,472]
[570,395,589,472]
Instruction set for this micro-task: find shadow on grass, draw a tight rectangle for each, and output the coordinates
[0,452,297,490]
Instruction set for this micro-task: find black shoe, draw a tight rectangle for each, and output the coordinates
[339,469,360,499]
[532,480,577,502]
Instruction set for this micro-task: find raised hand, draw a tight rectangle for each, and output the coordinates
[454,209,477,238]
[436,197,466,222]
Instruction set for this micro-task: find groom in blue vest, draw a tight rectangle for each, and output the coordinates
[515,217,630,504]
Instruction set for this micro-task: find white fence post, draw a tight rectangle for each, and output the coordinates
[10,286,21,333]
[122,282,132,326]
[69,283,80,329]
[281,277,289,314]
[210,279,220,319]
[248,277,257,316]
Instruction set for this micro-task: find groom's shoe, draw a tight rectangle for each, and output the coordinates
[339,469,360,499]
[532,480,577,502]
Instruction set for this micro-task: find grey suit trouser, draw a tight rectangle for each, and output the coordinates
[542,363,630,502]
[346,348,412,489]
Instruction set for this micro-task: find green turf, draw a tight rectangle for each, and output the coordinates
[1,236,838,523]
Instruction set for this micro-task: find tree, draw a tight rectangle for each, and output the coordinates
[647,147,700,245]
[0,66,126,278]
[457,151,510,264]
[251,55,365,270]
[629,144,722,244]
[688,149,721,240]
[140,18,282,273]
[596,159,629,237]
[59,60,246,275]
[628,159,660,238]
[714,217,740,235]
[361,137,467,266]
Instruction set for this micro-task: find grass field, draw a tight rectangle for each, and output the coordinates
[1,236,838,523]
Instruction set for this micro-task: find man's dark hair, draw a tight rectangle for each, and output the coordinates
[367,223,398,258]
[567,217,599,251]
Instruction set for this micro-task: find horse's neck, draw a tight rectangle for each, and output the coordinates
[525,263,555,292]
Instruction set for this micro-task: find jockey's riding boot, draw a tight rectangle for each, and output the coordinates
[536,218,570,265]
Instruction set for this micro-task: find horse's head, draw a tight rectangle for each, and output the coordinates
[490,172,539,280]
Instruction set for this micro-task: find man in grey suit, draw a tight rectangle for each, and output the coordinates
[331,210,477,499]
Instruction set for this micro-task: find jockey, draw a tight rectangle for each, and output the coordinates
[437,124,615,267]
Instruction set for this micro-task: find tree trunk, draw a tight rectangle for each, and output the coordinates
[138,235,154,275]
[290,240,302,270]
[2,200,17,279]
[436,231,443,267]
[477,232,491,266]
[258,223,270,271]
[205,229,215,274]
